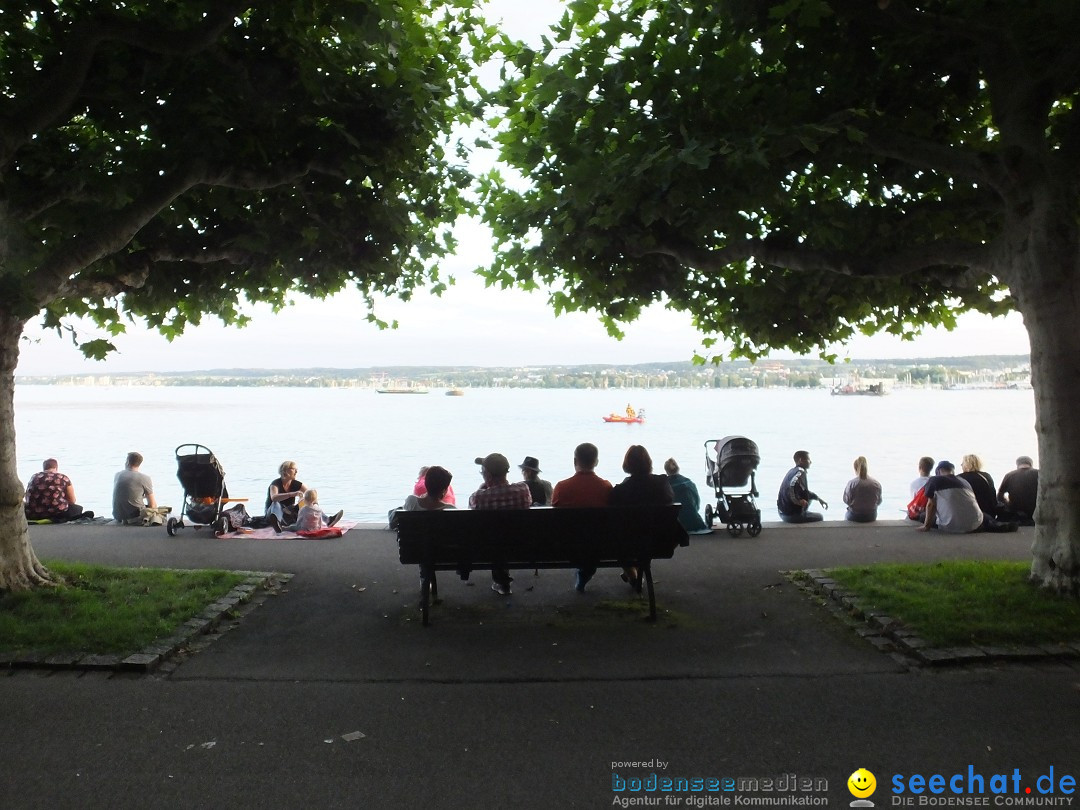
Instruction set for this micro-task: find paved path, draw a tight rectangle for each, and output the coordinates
[3,521,1077,809]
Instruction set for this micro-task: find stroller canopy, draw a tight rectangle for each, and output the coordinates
[175,444,227,500]
[714,436,760,488]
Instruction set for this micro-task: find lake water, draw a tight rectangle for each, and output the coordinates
[13,385,1037,524]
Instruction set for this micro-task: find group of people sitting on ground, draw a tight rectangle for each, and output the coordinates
[394,443,706,597]
[23,451,157,525]
[775,449,1038,531]
[24,452,345,531]
[264,460,343,533]
[909,454,1038,533]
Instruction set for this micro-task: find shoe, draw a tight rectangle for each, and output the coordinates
[268,514,282,534]
[574,571,591,592]
[328,510,343,528]
[491,581,511,596]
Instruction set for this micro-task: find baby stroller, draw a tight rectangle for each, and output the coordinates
[166,444,248,537]
[704,436,762,537]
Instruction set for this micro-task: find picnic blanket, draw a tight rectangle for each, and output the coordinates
[217,519,357,540]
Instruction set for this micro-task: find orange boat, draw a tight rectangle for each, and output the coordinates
[603,405,646,423]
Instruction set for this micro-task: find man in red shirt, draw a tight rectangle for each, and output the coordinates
[469,452,532,595]
[552,443,613,591]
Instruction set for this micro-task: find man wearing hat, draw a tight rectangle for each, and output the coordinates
[917,460,983,534]
[469,452,532,595]
[518,456,553,506]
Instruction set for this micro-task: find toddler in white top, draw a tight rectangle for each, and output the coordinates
[271,489,343,533]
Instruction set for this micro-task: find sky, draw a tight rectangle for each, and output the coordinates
[12,0,1033,376]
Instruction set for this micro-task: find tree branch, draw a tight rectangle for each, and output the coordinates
[641,234,991,289]
[0,4,247,166]
[861,130,991,187]
[30,153,339,306]
[29,165,209,306]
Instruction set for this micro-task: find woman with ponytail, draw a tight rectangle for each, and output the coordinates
[843,456,882,523]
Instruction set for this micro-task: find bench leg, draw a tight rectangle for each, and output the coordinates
[420,567,434,627]
[643,565,657,622]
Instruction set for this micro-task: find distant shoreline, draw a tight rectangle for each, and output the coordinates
[15,355,1032,390]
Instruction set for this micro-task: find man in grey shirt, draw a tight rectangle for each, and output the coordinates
[112,451,157,523]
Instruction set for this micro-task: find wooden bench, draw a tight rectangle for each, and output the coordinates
[392,505,689,626]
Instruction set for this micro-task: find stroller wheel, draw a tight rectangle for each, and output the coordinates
[166,517,178,537]
[214,517,229,536]
[747,522,762,538]
[704,503,714,527]
[727,522,744,538]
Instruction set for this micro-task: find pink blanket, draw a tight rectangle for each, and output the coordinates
[218,519,356,540]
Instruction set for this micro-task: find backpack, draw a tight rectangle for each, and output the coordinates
[906,486,928,521]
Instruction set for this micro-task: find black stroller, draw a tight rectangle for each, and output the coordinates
[166,444,247,537]
[704,436,762,537]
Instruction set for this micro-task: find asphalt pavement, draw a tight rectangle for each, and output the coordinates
[2,519,1078,810]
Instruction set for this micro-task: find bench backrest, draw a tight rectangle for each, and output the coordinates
[394,505,689,567]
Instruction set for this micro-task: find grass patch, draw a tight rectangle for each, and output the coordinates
[0,561,249,655]
[826,560,1080,648]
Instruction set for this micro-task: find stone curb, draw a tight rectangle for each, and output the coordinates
[0,571,291,675]
[787,569,1080,668]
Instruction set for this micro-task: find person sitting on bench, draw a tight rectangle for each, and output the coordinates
[552,442,614,591]
[469,452,531,596]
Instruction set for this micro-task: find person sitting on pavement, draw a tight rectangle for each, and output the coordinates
[25,458,92,522]
[958,454,1000,518]
[266,460,306,525]
[413,465,456,506]
[776,450,828,523]
[917,460,983,534]
[269,488,343,533]
[518,456,553,506]
[112,451,157,524]
[402,466,456,511]
[910,456,934,497]
[663,458,711,534]
[552,442,614,592]
[610,445,675,590]
[842,456,882,523]
[997,455,1039,525]
[470,452,532,596]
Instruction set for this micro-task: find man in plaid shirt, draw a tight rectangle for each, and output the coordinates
[469,452,532,595]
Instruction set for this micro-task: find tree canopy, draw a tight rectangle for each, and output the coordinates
[1,0,491,353]
[0,0,494,592]
[480,0,1077,359]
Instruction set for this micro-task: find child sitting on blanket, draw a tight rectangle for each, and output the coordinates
[269,489,343,533]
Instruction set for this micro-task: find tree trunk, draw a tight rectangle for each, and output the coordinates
[0,311,54,591]
[1011,198,1080,593]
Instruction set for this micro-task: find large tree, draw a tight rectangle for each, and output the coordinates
[481,0,1080,590]
[0,0,490,590]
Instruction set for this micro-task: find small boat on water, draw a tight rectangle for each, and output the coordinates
[377,386,429,394]
[445,389,465,397]
[604,404,646,423]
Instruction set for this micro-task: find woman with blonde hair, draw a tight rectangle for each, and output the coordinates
[842,456,882,522]
[266,460,306,524]
[958,454,999,517]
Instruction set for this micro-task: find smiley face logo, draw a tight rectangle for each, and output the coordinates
[848,768,877,798]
